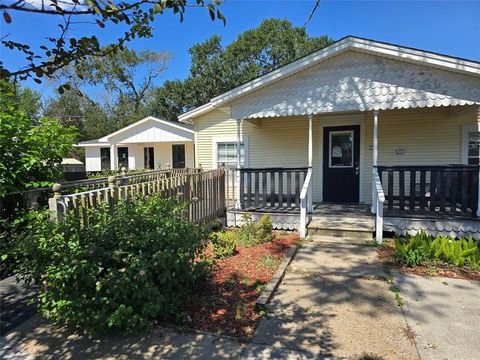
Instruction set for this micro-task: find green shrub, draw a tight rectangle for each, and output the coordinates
[235,213,275,247]
[10,194,210,334]
[211,231,237,259]
[255,214,274,243]
[394,231,480,268]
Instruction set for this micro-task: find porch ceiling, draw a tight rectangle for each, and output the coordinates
[230,52,480,119]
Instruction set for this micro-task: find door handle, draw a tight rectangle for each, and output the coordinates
[355,164,359,175]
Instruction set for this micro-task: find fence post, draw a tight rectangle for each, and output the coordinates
[108,176,117,214]
[48,183,64,222]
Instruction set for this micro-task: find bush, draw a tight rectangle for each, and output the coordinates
[235,214,275,247]
[394,231,480,268]
[211,231,237,259]
[11,194,210,334]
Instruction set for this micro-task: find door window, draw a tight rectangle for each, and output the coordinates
[100,148,110,170]
[329,131,353,167]
[144,147,154,169]
[117,147,128,169]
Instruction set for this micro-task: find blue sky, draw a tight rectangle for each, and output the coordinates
[2,0,479,99]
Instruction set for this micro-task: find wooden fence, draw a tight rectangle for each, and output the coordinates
[49,169,226,225]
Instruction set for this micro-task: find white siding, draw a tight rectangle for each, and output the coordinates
[109,119,193,143]
[85,147,102,172]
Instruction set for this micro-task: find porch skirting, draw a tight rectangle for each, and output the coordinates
[384,218,480,240]
[226,210,299,231]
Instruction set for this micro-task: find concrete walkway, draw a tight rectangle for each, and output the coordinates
[250,236,420,360]
[394,273,480,360]
[0,276,37,336]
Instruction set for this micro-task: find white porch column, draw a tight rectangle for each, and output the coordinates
[307,114,313,213]
[110,143,117,170]
[477,174,480,217]
[371,110,379,213]
[235,118,242,209]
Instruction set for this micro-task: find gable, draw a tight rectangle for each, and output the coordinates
[109,119,194,143]
[230,51,480,119]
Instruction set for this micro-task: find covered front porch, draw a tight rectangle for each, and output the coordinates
[225,107,480,241]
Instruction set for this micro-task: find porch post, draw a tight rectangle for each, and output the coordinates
[477,175,480,217]
[110,143,117,171]
[307,114,313,213]
[371,110,379,213]
[235,118,242,209]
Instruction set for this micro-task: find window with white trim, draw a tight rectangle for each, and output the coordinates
[467,131,480,165]
[217,142,244,168]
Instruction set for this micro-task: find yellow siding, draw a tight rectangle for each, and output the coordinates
[364,106,479,202]
[194,105,479,204]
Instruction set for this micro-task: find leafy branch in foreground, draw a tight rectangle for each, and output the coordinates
[0,0,225,83]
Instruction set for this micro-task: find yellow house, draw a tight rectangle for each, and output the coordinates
[179,36,480,240]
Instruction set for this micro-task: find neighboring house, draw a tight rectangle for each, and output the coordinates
[179,36,480,239]
[77,117,195,172]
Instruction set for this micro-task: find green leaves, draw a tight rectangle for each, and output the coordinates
[0,80,78,196]
[11,195,210,334]
[394,231,480,269]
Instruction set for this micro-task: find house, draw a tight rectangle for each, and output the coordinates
[179,36,480,240]
[77,116,195,172]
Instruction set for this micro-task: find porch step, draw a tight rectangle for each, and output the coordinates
[307,217,374,240]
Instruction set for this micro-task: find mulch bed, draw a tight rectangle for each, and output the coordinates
[185,232,299,338]
[377,240,480,281]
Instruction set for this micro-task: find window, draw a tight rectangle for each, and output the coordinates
[217,142,244,168]
[467,131,480,165]
[100,148,110,170]
[117,147,129,169]
[329,131,353,167]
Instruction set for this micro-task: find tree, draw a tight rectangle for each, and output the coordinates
[12,85,42,121]
[0,80,78,195]
[43,90,111,140]
[148,18,333,121]
[43,47,168,140]
[0,0,225,84]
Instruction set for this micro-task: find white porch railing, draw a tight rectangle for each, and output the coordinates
[299,168,313,239]
[372,167,385,243]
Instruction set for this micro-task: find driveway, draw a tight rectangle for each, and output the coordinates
[394,273,480,360]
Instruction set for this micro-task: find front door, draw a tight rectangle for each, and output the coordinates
[172,144,186,168]
[144,147,154,169]
[323,125,360,202]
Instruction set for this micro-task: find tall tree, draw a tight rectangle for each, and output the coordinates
[148,18,333,121]
[12,85,42,121]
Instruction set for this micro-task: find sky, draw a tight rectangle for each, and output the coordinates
[2,0,479,99]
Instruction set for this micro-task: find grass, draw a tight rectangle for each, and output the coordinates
[389,285,404,307]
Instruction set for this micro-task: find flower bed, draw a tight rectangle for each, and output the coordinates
[185,231,299,338]
[377,238,480,281]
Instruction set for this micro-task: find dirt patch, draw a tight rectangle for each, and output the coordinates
[185,232,299,338]
[377,241,480,281]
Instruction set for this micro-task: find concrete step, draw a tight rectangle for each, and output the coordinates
[307,217,374,240]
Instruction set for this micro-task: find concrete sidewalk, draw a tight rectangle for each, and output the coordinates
[394,273,480,360]
[0,276,37,336]
[251,237,420,360]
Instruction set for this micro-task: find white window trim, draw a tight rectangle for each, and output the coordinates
[461,124,480,164]
[212,136,249,169]
[328,130,354,168]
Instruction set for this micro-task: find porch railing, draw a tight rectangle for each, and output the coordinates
[372,167,385,243]
[377,165,479,218]
[299,168,313,239]
[238,167,308,211]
